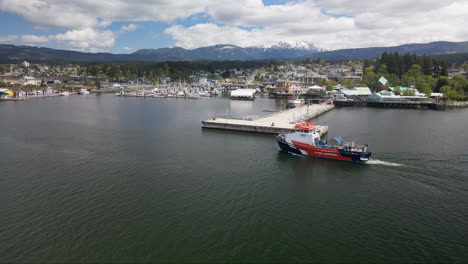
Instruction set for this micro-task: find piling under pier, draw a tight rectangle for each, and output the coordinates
[202,104,334,135]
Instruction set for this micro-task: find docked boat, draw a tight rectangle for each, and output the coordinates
[152,93,166,98]
[276,121,371,162]
[199,91,212,97]
[286,96,305,108]
[60,91,70,96]
[78,88,90,95]
[187,93,201,99]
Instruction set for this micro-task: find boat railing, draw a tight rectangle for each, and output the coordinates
[341,141,368,152]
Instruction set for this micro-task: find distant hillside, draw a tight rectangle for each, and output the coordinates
[132,42,319,61]
[430,52,468,65]
[0,42,319,64]
[0,44,136,64]
[1,40,468,64]
[301,41,468,61]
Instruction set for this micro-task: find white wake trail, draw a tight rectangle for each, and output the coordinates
[366,159,403,167]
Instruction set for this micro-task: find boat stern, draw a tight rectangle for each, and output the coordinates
[359,152,372,162]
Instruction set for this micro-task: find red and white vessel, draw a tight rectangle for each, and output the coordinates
[276,121,371,162]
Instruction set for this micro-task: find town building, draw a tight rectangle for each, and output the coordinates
[335,87,372,100]
[23,76,41,86]
[275,79,302,94]
[340,75,362,85]
[230,89,256,100]
[296,72,327,85]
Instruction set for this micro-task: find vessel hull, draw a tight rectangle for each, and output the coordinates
[277,135,371,163]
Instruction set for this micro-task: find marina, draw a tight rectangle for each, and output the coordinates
[202,103,334,135]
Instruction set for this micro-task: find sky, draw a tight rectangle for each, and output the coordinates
[0,0,467,54]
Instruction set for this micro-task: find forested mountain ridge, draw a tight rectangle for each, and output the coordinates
[1,41,468,63]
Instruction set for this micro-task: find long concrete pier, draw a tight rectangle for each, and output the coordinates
[202,104,334,135]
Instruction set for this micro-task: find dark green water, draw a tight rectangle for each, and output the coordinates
[1,95,467,263]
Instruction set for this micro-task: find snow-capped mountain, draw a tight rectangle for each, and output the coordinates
[132,42,321,60]
[255,40,318,51]
[242,41,321,59]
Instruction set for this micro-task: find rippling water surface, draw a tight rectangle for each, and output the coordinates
[1,95,467,263]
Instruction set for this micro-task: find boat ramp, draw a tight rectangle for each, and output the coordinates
[202,104,334,135]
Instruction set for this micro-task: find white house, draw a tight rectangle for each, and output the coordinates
[230,89,256,100]
[340,87,372,97]
[369,90,428,102]
[306,85,325,92]
[23,76,40,86]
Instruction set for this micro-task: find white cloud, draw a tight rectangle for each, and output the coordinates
[0,0,99,30]
[120,24,137,33]
[207,0,323,27]
[0,34,49,43]
[0,0,212,30]
[1,0,467,51]
[167,26,263,49]
[0,23,140,52]
[123,46,134,51]
[165,0,468,50]
[54,28,116,48]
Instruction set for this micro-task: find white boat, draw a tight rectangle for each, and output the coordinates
[287,95,305,108]
[187,93,201,99]
[152,93,166,98]
[60,91,70,96]
[288,97,305,106]
[213,88,221,96]
[79,88,90,95]
[199,91,212,97]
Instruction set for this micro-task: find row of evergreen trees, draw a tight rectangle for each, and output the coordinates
[368,52,448,77]
[361,52,467,100]
[84,60,280,81]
